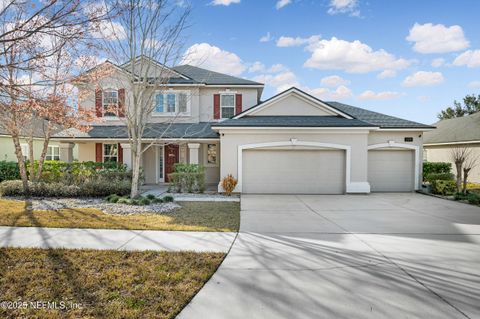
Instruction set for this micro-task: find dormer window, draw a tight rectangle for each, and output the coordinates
[103,90,118,116]
[154,91,189,115]
[220,93,235,119]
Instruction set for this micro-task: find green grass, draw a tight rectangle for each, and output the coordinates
[0,200,240,232]
[0,248,224,319]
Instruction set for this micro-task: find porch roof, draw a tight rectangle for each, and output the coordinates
[55,122,219,139]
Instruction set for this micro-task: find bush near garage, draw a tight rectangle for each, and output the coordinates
[168,164,205,193]
[430,180,457,196]
[423,162,452,181]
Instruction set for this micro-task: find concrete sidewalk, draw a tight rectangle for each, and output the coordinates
[0,226,236,252]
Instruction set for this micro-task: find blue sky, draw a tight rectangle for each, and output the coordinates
[180,0,480,124]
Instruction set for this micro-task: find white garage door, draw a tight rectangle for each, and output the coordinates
[242,149,345,194]
[368,149,414,192]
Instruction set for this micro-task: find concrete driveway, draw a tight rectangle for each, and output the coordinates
[177,193,480,319]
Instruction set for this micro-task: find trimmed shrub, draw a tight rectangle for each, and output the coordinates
[163,195,174,202]
[152,197,163,204]
[0,161,20,182]
[221,174,238,196]
[168,164,205,193]
[424,172,454,183]
[146,194,156,200]
[467,193,480,205]
[423,162,451,181]
[139,197,151,205]
[431,180,456,196]
[0,179,130,197]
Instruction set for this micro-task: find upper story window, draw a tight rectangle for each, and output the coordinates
[103,90,118,116]
[154,91,189,115]
[103,143,118,162]
[46,145,60,161]
[220,93,235,119]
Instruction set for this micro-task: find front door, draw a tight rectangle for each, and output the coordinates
[164,144,179,182]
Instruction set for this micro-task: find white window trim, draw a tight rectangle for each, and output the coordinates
[46,145,60,161]
[152,89,191,117]
[220,93,235,119]
[204,143,219,167]
[102,89,119,118]
[102,143,118,163]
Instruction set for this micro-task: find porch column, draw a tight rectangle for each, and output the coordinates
[187,143,200,165]
[59,143,74,163]
[120,143,132,169]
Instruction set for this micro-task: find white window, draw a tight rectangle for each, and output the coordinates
[102,90,118,116]
[220,94,235,119]
[20,144,29,161]
[46,145,60,161]
[103,143,118,163]
[206,144,218,166]
[154,91,189,115]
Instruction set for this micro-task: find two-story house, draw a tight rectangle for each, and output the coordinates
[55,56,434,194]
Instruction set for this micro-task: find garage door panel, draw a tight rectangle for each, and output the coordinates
[368,150,414,192]
[243,149,345,194]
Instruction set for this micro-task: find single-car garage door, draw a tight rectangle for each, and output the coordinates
[368,149,414,192]
[242,149,345,194]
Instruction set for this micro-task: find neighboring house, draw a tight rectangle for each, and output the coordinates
[424,112,480,183]
[54,57,433,194]
[0,122,76,162]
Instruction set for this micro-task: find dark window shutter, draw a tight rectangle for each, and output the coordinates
[95,143,103,162]
[95,89,103,117]
[118,143,123,164]
[235,94,242,115]
[213,94,220,119]
[118,88,125,117]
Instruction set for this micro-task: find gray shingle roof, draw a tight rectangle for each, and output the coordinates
[56,123,219,139]
[423,112,480,144]
[212,116,375,128]
[172,65,262,86]
[326,101,434,129]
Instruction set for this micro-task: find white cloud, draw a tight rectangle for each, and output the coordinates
[182,43,246,76]
[406,23,469,54]
[417,95,431,102]
[307,85,353,100]
[259,32,272,43]
[267,63,287,73]
[304,37,411,73]
[358,90,404,101]
[431,58,445,68]
[377,70,397,79]
[252,71,299,93]
[276,35,321,47]
[320,75,350,88]
[468,81,480,89]
[210,0,240,5]
[327,0,360,17]
[402,71,444,87]
[91,21,127,40]
[248,61,265,73]
[453,50,480,68]
[276,0,291,9]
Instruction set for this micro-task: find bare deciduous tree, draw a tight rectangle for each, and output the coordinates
[96,0,191,198]
[451,147,478,193]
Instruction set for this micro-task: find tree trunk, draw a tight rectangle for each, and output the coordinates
[36,132,51,182]
[130,139,142,198]
[463,168,471,194]
[455,162,462,193]
[27,136,34,181]
[11,135,29,194]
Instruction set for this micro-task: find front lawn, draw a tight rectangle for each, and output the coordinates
[0,248,224,319]
[0,199,240,232]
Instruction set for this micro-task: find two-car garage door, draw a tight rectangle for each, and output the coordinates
[242,149,345,194]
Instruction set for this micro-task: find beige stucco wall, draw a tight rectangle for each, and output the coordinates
[77,68,260,126]
[424,143,480,183]
[77,143,96,162]
[217,129,370,185]
[0,136,78,162]
[251,95,336,116]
